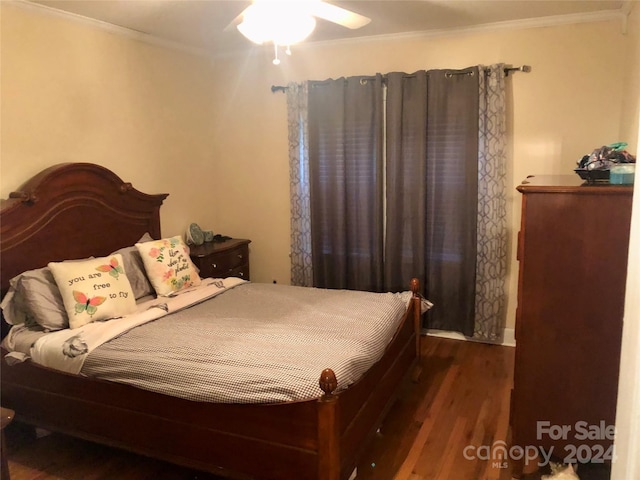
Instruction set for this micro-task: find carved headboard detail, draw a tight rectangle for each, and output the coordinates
[1,163,168,293]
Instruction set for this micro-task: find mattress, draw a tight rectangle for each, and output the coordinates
[6,282,414,404]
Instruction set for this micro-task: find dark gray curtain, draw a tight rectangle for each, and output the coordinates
[385,68,479,336]
[307,75,384,291]
[384,71,428,293]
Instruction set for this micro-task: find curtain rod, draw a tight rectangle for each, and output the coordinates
[271,65,531,93]
[505,65,532,75]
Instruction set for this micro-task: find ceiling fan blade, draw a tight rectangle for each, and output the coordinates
[223,4,250,33]
[310,1,371,29]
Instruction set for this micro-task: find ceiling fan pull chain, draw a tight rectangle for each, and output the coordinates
[273,44,281,65]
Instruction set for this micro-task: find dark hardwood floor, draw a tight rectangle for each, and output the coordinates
[3,336,603,480]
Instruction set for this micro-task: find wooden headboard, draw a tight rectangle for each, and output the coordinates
[0,163,168,294]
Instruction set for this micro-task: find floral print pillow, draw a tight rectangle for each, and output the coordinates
[136,236,201,296]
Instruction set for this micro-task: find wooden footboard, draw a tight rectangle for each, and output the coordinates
[1,281,421,480]
[1,163,423,479]
[317,279,422,479]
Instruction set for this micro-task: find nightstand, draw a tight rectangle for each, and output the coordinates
[189,239,251,280]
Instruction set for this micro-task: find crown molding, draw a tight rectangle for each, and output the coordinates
[10,0,216,60]
[215,7,628,60]
[9,0,628,61]
[620,0,637,34]
[302,9,627,51]
[621,0,636,16]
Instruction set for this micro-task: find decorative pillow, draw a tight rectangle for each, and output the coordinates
[0,285,28,326]
[136,236,201,296]
[48,254,137,329]
[2,267,69,331]
[111,233,155,299]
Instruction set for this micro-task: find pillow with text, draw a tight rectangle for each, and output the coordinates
[48,254,137,329]
[136,236,201,296]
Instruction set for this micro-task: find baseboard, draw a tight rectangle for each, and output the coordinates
[423,327,516,347]
[502,328,516,347]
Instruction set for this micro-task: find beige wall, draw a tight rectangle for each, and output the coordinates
[0,2,220,237]
[612,5,640,473]
[212,20,631,330]
[2,2,638,332]
[621,3,640,153]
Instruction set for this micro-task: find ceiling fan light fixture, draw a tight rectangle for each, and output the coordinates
[272,15,315,46]
[236,19,267,45]
[237,1,317,47]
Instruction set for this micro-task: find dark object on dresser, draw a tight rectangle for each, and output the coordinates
[573,167,610,182]
[0,163,423,480]
[510,175,632,478]
[189,238,251,280]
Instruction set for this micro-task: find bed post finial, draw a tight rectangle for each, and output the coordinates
[319,368,338,396]
[410,277,419,294]
[317,368,340,480]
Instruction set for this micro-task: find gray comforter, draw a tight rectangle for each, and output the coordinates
[81,283,413,403]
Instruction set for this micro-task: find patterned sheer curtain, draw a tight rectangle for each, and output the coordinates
[474,64,508,341]
[287,82,313,287]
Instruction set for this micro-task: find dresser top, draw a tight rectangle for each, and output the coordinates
[517,174,634,194]
[188,238,251,257]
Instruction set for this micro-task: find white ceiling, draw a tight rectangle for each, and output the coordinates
[27,0,630,57]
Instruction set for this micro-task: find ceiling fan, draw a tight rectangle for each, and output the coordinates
[226,0,371,63]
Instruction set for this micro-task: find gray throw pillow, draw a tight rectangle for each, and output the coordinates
[11,266,69,331]
[112,233,155,300]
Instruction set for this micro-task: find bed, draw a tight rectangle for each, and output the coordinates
[0,163,423,480]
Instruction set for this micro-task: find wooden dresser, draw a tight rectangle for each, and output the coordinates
[511,175,633,477]
[189,238,251,280]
